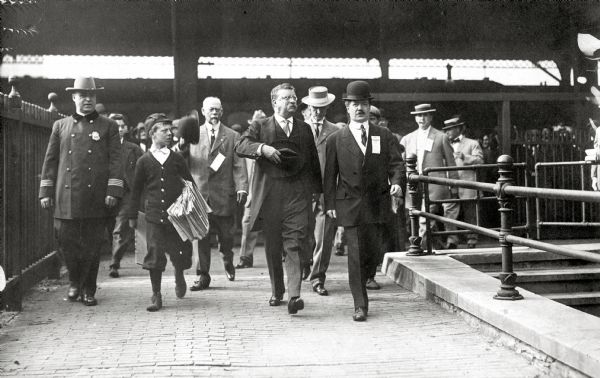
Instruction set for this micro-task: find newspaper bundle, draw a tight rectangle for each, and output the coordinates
[167,179,212,241]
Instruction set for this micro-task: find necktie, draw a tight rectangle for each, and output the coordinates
[282,119,290,137]
[210,128,215,147]
[360,124,367,146]
[313,123,320,140]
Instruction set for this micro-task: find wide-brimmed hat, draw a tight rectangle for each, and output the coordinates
[302,86,336,107]
[578,33,600,60]
[410,103,436,115]
[66,77,104,92]
[442,116,465,130]
[177,114,200,144]
[257,139,305,178]
[342,80,373,101]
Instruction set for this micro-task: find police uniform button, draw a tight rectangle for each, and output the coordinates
[88,150,92,154]
[160,219,164,223]
[87,184,91,188]
[88,167,91,171]
[161,200,165,203]
[71,134,75,137]
[90,120,94,124]
[160,178,164,181]
[161,188,165,192]
[68,150,72,154]
[65,185,69,188]
[66,168,71,172]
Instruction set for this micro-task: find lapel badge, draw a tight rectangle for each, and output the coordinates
[91,131,100,141]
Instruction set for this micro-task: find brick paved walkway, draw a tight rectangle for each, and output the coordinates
[0,247,547,377]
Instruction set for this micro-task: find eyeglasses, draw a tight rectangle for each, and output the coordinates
[278,95,297,102]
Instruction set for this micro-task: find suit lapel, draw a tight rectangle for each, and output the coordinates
[341,126,363,158]
[210,124,226,153]
[316,121,332,146]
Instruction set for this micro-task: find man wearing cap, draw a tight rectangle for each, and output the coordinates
[400,104,460,250]
[235,83,322,315]
[40,77,124,306]
[182,97,248,290]
[324,80,405,321]
[302,86,341,296]
[443,115,483,248]
[107,113,144,278]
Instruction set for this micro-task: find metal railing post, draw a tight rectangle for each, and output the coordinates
[494,155,523,300]
[405,153,425,256]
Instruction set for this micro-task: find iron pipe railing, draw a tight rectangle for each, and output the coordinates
[405,152,600,300]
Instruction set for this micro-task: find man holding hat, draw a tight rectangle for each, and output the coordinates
[39,77,124,306]
[302,86,341,296]
[323,80,405,321]
[235,83,322,315]
[443,115,483,248]
[182,97,248,290]
[400,104,460,250]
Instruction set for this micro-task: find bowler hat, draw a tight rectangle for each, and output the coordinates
[66,77,104,92]
[177,114,200,144]
[302,86,336,107]
[257,139,305,178]
[410,103,436,115]
[342,81,373,101]
[442,116,465,130]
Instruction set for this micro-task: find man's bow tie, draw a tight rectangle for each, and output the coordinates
[73,111,99,122]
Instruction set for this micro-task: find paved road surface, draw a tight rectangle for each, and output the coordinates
[0,247,547,377]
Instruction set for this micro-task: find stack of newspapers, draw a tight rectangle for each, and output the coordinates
[167,179,211,241]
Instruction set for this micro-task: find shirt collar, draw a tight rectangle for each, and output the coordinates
[274,114,293,125]
[150,144,170,154]
[349,121,368,131]
[204,122,220,132]
[452,134,463,143]
[73,110,99,122]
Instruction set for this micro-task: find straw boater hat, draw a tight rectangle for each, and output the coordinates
[302,86,336,107]
[66,77,104,92]
[442,116,465,130]
[410,103,436,115]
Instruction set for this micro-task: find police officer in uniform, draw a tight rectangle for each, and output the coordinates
[40,77,124,306]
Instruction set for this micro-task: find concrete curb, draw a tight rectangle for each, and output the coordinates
[383,251,600,378]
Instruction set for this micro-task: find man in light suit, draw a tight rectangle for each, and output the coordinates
[185,97,248,290]
[443,116,484,248]
[302,86,341,296]
[235,83,322,315]
[324,81,405,321]
[400,104,459,251]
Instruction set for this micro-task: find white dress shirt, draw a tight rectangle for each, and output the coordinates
[150,144,171,165]
[348,121,369,155]
[204,122,221,142]
[274,114,293,136]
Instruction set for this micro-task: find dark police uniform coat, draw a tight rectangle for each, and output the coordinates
[39,112,124,218]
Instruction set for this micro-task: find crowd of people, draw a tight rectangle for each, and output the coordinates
[39,76,499,321]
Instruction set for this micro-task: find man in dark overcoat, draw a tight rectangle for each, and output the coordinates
[235,83,322,315]
[39,77,124,306]
[324,81,405,321]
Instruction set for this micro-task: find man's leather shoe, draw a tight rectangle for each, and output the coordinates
[302,265,311,281]
[353,307,367,321]
[82,294,97,306]
[269,296,282,306]
[190,274,211,291]
[313,283,328,296]
[224,262,235,281]
[287,297,304,314]
[109,267,119,278]
[147,292,162,312]
[446,243,458,249]
[67,285,79,301]
[235,259,253,269]
[366,278,381,290]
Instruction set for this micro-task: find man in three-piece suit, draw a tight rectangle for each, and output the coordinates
[443,116,484,248]
[301,86,341,296]
[39,77,124,306]
[235,83,322,315]
[184,97,248,290]
[400,104,459,251]
[108,113,144,278]
[324,81,405,321]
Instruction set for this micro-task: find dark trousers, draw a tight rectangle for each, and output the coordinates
[196,213,234,276]
[110,206,135,269]
[261,179,309,299]
[345,223,382,311]
[55,218,106,296]
[144,221,192,272]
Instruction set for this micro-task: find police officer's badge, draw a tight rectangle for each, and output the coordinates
[91,131,100,141]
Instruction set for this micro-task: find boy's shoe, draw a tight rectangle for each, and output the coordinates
[147,292,162,312]
[109,267,119,278]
